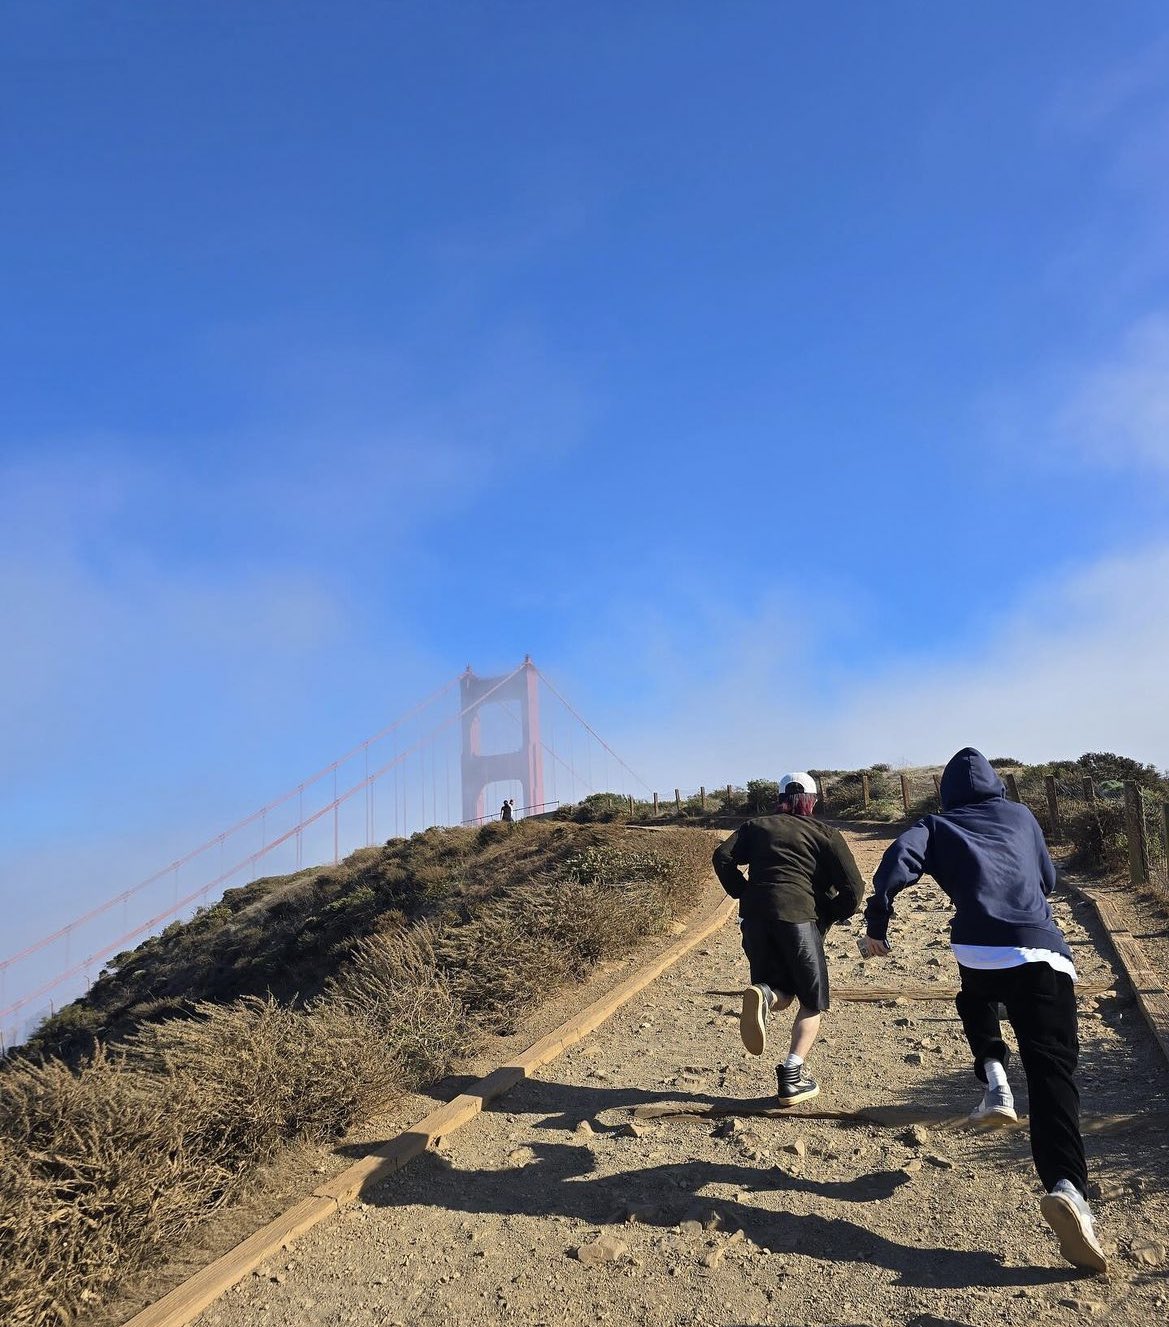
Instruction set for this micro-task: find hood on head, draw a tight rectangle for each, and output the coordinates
[939,748,1005,810]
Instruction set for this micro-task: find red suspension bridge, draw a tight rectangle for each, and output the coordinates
[0,659,649,1050]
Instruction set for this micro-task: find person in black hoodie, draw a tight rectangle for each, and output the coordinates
[712,773,865,1105]
[859,747,1106,1273]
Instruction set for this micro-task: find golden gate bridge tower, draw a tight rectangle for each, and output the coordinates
[459,656,545,822]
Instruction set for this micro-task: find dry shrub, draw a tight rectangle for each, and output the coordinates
[0,1049,223,1327]
[124,997,402,1170]
[438,897,572,1031]
[324,925,465,1084]
[554,880,672,968]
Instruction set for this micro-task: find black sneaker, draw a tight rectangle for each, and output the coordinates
[776,1063,819,1106]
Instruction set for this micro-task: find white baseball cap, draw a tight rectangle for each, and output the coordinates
[779,772,817,796]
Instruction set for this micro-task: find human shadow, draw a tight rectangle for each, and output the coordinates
[363,1137,1076,1290]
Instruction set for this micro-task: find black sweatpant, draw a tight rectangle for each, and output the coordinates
[955,959,1087,1196]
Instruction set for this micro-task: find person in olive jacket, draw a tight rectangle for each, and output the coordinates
[712,772,865,1104]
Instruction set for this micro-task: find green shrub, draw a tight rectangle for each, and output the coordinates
[745,779,780,814]
[561,792,631,823]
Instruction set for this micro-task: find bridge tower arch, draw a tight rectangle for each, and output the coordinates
[460,657,545,821]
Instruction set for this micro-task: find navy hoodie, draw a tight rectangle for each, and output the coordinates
[864,748,1071,958]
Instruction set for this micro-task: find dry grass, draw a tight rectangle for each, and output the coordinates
[1,822,711,1326]
[323,925,465,1084]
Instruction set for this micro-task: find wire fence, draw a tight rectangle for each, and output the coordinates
[617,771,1169,899]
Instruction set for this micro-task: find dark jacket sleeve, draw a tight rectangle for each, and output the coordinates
[864,819,932,942]
[711,825,749,899]
[817,829,866,923]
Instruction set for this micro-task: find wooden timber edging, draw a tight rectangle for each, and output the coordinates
[120,891,738,1327]
[1065,879,1169,1069]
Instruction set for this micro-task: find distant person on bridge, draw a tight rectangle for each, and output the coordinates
[500,798,515,823]
[858,746,1107,1273]
[712,773,865,1105]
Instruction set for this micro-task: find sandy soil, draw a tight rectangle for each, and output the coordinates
[178,826,1169,1327]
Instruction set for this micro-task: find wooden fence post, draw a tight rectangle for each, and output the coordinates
[861,772,871,809]
[674,788,682,814]
[700,786,706,811]
[817,775,828,814]
[900,773,911,815]
[1124,782,1149,887]
[1044,775,1061,841]
[627,794,634,817]
[1004,772,1021,804]
[652,792,659,817]
[932,773,942,807]
[1082,776,1096,805]
[725,784,733,808]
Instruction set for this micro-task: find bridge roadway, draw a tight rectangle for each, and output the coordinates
[170,829,1169,1327]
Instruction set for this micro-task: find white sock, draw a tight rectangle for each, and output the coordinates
[784,1053,803,1071]
[984,1059,1010,1092]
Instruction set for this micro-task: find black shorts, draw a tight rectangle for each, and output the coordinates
[739,916,830,1012]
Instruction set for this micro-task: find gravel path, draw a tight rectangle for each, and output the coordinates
[197,827,1169,1327]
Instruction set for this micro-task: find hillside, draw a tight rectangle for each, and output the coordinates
[20,818,712,1065]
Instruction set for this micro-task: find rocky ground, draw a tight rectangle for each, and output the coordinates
[189,826,1169,1327]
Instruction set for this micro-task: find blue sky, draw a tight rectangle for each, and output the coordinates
[5,4,1169,998]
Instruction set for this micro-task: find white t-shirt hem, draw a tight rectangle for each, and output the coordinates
[951,944,1078,982]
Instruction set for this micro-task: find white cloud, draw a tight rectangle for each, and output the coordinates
[610,543,1169,785]
[821,544,1169,768]
[1060,315,1169,473]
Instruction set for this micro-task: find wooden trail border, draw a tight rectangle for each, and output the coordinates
[1067,880,1169,1069]
[121,892,738,1327]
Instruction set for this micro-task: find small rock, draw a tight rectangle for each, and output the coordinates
[1131,1240,1166,1266]
[924,1153,954,1170]
[893,996,910,1007]
[893,1017,911,1027]
[905,1052,925,1066]
[902,1159,923,1175]
[574,1234,628,1266]
[573,1119,594,1135]
[783,1139,807,1159]
[618,1122,649,1139]
[623,1203,660,1224]
[699,1248,724,1271]
[713,1117,744,1139]
[678,1220,703,1237]
[1058,1298,1106,1316]
[507,1147,535,1167]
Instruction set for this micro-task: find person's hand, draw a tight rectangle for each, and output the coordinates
[857,934,890,959]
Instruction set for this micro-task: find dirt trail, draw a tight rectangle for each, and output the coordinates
[197,827,1169,1327]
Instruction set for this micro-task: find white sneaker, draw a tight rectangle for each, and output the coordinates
[739,985,767,1056]
[969,1084,1018,1127]
[1040,1179,1108,1274]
